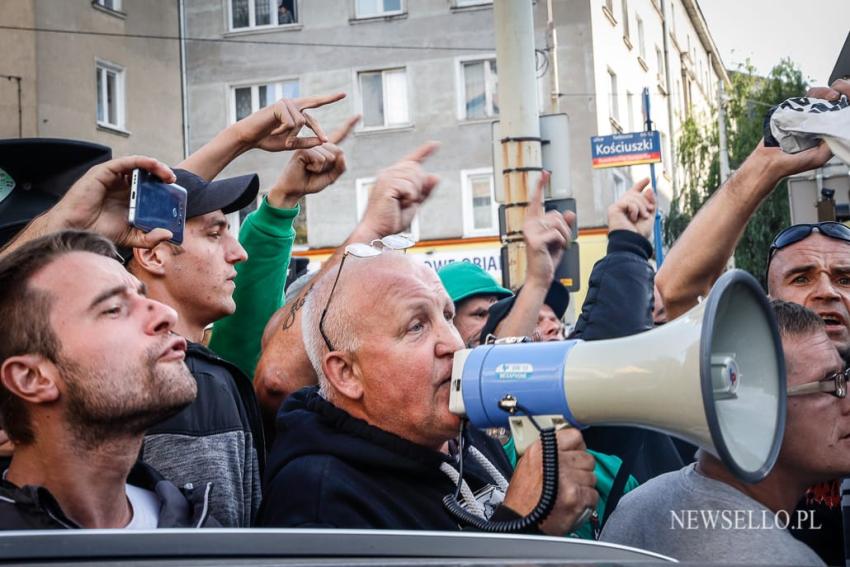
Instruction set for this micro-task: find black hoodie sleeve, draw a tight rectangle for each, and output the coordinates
[570,230,654,341]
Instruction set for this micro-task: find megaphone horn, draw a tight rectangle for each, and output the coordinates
[449,269,786,483]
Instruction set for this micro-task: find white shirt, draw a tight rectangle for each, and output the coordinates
[124,484,160,529]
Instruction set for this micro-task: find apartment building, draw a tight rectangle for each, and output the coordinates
[186,0,728,307]
[0,0,184,165]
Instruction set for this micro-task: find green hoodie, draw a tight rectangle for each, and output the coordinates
[209,197,299,379]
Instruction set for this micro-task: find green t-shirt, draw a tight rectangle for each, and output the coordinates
[499,438,639,540]
[209,198,299,379]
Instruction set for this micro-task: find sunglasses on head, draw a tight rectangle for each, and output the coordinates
[319,233,415,352]
[766,222,850,274]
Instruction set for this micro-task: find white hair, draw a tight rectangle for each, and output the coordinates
[301,263,361,401]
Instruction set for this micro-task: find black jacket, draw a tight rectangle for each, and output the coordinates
[570,230,688,483]
[258,387,515,529]
[0,462,218,529]
[142,342,265,527]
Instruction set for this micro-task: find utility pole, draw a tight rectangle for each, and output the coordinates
[717,80,731,184]
[494,0,543,289]
[545,0,560,114]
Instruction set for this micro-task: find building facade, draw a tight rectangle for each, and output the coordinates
[185,0,726,308]
[0,0,185,165]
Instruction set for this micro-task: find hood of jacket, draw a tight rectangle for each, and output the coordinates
[266,387,509,489]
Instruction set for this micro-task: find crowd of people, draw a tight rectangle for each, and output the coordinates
[0,77,848,565]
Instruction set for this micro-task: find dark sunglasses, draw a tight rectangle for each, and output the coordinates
[766,222,850,275]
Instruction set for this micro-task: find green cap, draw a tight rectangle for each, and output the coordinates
[437,262,512,304]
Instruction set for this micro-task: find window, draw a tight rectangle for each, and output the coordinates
[459,58,498,120]
[669,1,676,37]
[656,46,666,82]
[455,0,491,6]
[356,177,420,239]
[461,169,498,237]
[637,16,646,60]
[660,130,670,171]
[621,0,630,39]
[231,80,299,122]
[94,0,121,11]
[612,169,628,200]
[626,91,634,131]
[355,0,403,18]
[96,61,125,130]
[358,68,409,129]
[230,0,298,30]
[608,69,619,123]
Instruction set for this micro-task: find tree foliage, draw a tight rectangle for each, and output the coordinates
[664,59,808,279]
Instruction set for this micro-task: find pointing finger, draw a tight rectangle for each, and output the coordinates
[401,141,440,164]
[302,112,328,143]
[629,177,651,194]
[328,115,361,144]
[295,92,347,111]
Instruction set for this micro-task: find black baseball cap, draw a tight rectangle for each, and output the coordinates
[174,169,259,219]
[0,138,112,247]
[479,279,570,342]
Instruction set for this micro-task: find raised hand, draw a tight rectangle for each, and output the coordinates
[522,172,576,286]
[42,156,175,250]
[607,177,656,239]
[240,93,347,152]
[269,115,360,208]
[360,142,441,237]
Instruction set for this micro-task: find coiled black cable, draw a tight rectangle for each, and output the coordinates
[442,408,560,533]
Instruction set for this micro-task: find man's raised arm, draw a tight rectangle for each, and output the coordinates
[177,92,345,181]
[0,155,176,258]
[655,80,849,320]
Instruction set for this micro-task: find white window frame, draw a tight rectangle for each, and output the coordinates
[96,59,125,130]
[608,68,620,123]
[229,78,300,123]
[94,0,122,11]
[454,0,492,6]
[636,15,646,60]
[656,45,665,82]
[356,177,420,240]
[355,67,411,131]
[460,168,499,238]
[621,0,630,40]
[227,0,299,31]
[612,169,629,200]
[354,0,405,19]
[625,91,634,132]
[455,54,498,121]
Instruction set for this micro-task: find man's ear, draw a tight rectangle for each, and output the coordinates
[0,355,60,405]
[322,352,363,401]
[131,242,169,276]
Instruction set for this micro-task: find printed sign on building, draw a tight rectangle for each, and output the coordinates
[590,131,662,169]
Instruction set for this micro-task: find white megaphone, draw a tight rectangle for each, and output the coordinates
[449,269,786,483]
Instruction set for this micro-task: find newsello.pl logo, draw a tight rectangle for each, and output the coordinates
[671,510,822,530]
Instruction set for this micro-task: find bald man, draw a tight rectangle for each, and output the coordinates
[257,253,598,534]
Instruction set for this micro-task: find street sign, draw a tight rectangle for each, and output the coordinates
[492,113,572,201]
[590,130,661,169]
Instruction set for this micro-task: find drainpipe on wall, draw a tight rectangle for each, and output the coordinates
[178,0,189,159]
[661,0,677,200]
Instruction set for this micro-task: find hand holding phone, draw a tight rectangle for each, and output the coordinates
[129,169,187,244]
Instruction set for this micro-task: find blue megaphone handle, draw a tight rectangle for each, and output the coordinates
[461,340,587,429]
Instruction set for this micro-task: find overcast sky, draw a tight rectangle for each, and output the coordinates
[699,0,849,86]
